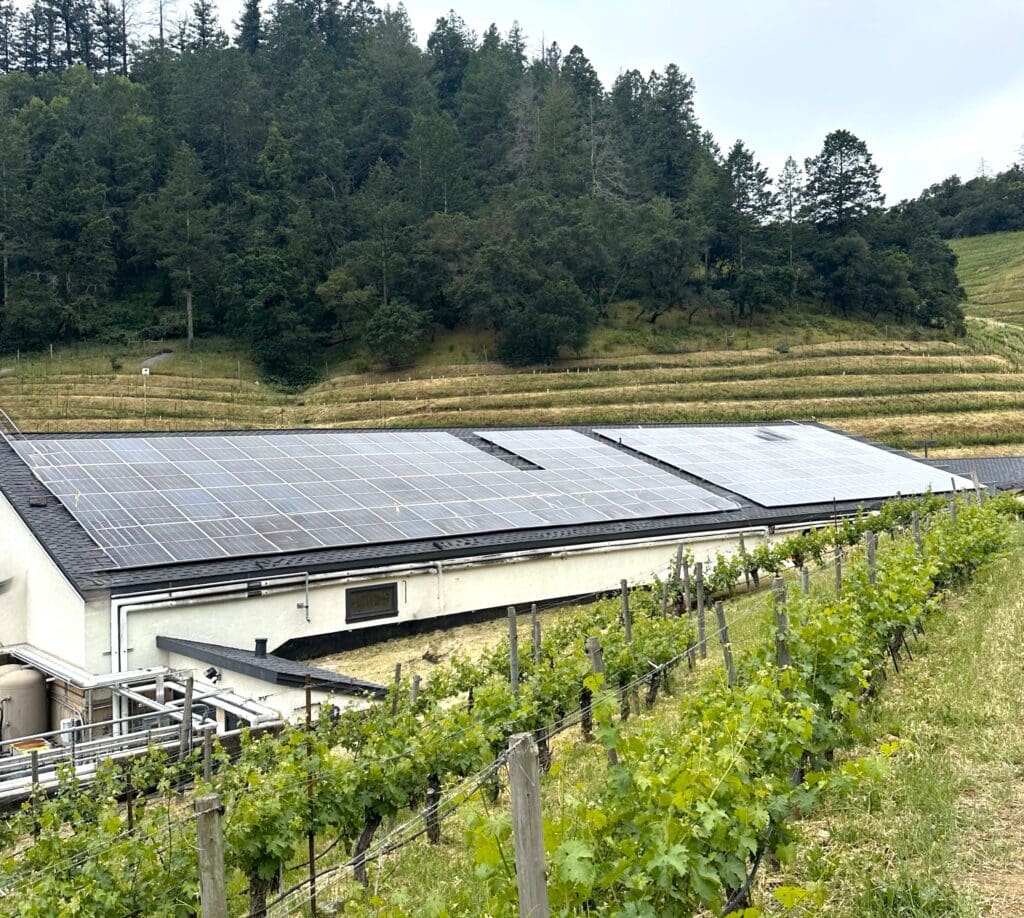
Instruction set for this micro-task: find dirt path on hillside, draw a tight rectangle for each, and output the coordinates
[141,350,174,371]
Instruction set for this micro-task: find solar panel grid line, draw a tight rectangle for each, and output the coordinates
[12,429,746,569]
[594,425,974,508]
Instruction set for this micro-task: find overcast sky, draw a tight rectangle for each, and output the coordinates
[386,0,1024,203]
[149,0,1024,200]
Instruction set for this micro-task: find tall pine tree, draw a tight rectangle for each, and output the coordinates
[803,129,883,232]
[131,143,218,349]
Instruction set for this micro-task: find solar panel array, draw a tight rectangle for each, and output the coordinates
[596,425,974,507]
[12,431,736,569]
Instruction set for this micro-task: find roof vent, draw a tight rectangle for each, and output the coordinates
[254,638,268,658]
[28,495,47,507]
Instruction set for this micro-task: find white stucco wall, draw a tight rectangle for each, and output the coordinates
[0,490,87,667]
[115,525,801,675]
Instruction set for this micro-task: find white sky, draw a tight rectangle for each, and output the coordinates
[21,0,1024,201]
[392,0,1024,202]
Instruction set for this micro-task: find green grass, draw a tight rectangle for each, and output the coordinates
[951,230,1024,325]
[772,526,1024,916]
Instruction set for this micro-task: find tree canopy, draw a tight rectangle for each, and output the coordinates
[0,0,967,382]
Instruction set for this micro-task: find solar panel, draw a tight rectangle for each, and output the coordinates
[12,430,737,569]
[595,425,975,507]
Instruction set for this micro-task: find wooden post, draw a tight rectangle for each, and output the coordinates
[305,675,317,918]
[971,469,984,503]
[866,531,877,586]
[912,511,922,556]
[30,750,40,838]
[739,532,751,593]
[410,674,422,706]
[672,543,683,583]
[585,637,617,766]
[126,763,135,834]
[425,773,442,845]
[203,728,213,782]
[531,604,542,665]
[681,556,692,617]
[196,794,229,918]
[507,734,551,918]
[800,566,810,596]
[390,662,402,716]
[620,580,632,643]
[834,544,842,595]
[695,562,707,659]
[508,606,520,695]
[949,492,958,523]
[714,601,736,688]
[178,676,194,759]
[660,580,670,618]
[773,577,791,670]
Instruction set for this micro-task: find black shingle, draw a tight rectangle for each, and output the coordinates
[155,635,386,698]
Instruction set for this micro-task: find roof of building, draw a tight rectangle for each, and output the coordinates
[155,635,386,698]
[929,456,1024,492]
[0,422,978,597]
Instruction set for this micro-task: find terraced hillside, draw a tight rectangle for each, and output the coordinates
[951,229,1024,325]
[3,331,1024,455]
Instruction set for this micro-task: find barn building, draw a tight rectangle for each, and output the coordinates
[0,420,986,773]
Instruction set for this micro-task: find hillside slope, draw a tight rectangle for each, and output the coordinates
[951,230,1024,325]
[2,330,1022,455]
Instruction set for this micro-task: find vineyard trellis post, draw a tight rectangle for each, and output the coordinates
[508,606,520,695]
[203,728,213,782]
[971,470,984,502]
[531,604,541,664]
[834,544,842,594]
[585,636,617,766]
[866,531,877,586]
[800,567,810,595]
[773,577,791,670]
[714,601,736,688]
[391,663,402,716]
[425,773,442,845]
[305,674,318,918]
[30,750,39,838]
[410,674,422,706]
[739,532,750,593]
[695,562,707,659]
[620,580,632,643]
[195,793,229,918]
[912,511,923,556]
[508,733,551,918]
[681,555,692,617]
[179,675,194,758]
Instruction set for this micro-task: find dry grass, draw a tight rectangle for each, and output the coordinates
[1,321,1023,454]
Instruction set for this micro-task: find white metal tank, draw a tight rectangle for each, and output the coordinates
[0,665,47,741]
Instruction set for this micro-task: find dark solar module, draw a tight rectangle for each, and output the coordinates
[12,430,737,568]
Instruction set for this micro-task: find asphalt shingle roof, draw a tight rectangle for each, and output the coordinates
[930,456,1024,492]
[155,635,386,698]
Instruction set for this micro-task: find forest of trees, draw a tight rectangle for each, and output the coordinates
[901,161,1024,239]
[0,0,968,382]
